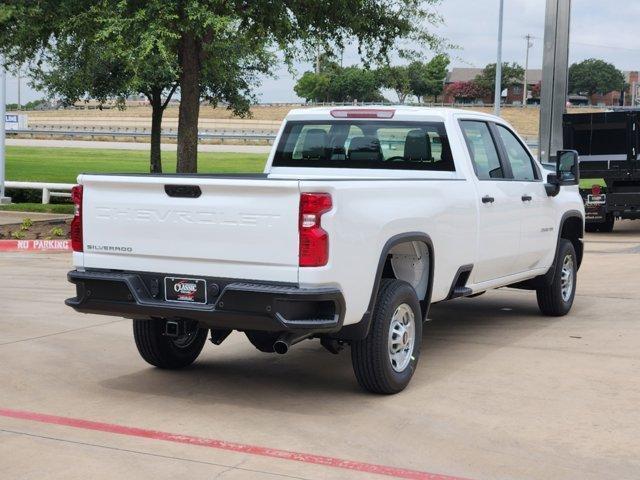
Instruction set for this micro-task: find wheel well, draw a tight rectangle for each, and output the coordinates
[561,216,584,268]
[333,234,433,341]
[382,240,431,316]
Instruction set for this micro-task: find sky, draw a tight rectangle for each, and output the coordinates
[5,0,639,105]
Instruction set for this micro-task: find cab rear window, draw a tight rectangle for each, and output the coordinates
[272,120,455,171]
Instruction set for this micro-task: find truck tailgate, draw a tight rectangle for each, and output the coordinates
[79,175,301,283]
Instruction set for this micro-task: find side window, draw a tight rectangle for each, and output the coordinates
[496,125,538,181]
[460,121,504,179]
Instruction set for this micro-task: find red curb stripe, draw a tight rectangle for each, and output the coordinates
[0,408,468,480]
[0,239,71,252]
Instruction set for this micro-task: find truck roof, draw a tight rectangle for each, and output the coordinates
[285,105,501,122]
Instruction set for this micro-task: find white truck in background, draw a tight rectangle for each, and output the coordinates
[66,107,584,394]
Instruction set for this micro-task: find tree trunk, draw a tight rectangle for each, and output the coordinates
[177,32,201,173]
[150,89,164,174]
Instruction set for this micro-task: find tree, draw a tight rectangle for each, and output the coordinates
[294,71,331,103]
[1,0,443,173]
[32,34,178,173]
[378,66,412,103]
[330,67,383,102]
[140,0,443,172]
[0,1,273,173]
[475,62,525,95]
[569,59,625,97]
[444,81,489,103]
[408,54,450,103]
[0,2,178,173]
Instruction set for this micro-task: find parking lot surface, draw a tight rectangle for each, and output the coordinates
[1,222,639,480]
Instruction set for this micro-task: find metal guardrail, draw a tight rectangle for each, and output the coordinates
[7,129,276,143]
[5,181,74,204]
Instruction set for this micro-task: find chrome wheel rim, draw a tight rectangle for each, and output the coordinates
[560,254,575,302]
[388,303,416,373]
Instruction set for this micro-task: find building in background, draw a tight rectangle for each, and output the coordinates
[443,67,638,107]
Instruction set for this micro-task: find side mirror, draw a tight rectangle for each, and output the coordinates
[545,150,579,197]
[556,150,580,186]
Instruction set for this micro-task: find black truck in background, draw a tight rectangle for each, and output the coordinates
[563,110,639,232]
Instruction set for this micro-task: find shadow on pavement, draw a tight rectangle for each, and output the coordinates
[100,290,563,410]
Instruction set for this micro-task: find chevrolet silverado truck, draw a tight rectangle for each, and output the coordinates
[66,107,585,394]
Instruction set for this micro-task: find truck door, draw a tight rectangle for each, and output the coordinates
[493,123,556,272]
[460,120,522,283]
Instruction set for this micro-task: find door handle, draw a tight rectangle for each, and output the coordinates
[521,195,533,202]
[482,196,495,204]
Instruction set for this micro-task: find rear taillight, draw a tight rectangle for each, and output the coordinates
[591,185,602,195]
[299,193,332,267]
[71,185,83,252]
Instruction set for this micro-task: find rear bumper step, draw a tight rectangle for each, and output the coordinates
[66,270,345,333]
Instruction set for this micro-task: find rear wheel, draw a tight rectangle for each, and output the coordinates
[133,319,208,369]
[351,279,422,394]
[536,239,577,316]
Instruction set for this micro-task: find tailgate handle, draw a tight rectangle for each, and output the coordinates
[164,185,201,198]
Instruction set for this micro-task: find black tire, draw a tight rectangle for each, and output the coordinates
[536,239,577,316]
[351,279,423,394]
[245,331,280,353]
[585,214,615,233]
[133,319,208,369]
[600,214,615,233]
[584,222,599,233]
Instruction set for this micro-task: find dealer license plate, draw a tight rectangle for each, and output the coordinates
[164,277,207,304]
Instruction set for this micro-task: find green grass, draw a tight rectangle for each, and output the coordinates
[6,146,268,184]
[4,145,607,195]
[0,203,75,214]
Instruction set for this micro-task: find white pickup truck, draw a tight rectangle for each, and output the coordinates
[66,107,585,394]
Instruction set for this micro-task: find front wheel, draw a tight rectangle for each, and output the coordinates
[351,279,422,394]
[536,239,577,316]
[133,319,208,369]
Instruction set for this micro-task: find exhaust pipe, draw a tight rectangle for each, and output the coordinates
[273,332,313,355]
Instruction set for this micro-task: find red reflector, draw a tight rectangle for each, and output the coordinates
[299,193,332,267]
[330,109,395,119]
[591,185,602,195]
[70,185,83,252]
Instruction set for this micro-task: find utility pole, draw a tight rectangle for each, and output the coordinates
[523,34,534,107]
[494,0,505,116]
[0,58,9,204]
[539,0,571,163]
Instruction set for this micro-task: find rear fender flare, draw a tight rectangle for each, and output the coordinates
[334,232,434,341]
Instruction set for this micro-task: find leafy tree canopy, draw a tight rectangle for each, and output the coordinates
[407,54,450,102]
[0,0,445,173]
[568,59,625,96]
[475,62,524,94]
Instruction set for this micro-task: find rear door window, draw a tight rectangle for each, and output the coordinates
[273,120,455,171]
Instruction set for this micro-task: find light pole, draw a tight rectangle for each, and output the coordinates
[0,58,9,204]
[494,0,505,116]
[523,34,534,106]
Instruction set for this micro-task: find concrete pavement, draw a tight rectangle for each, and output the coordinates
[0,222,639,479]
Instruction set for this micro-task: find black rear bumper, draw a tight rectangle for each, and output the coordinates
[66,270,345,333]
